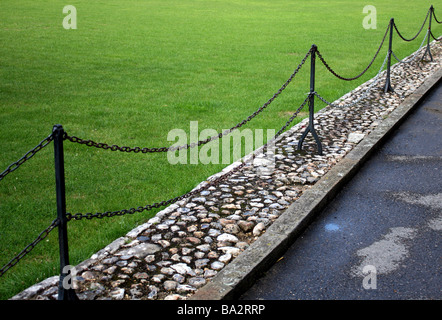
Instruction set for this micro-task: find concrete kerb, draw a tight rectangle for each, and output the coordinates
[190,67,442,301]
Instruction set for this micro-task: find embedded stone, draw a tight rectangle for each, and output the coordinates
[217,233,239,244]
[116,243,161,259]
[171,263,195,276]
[188,277,206,288]
[211,261,225,270]
[163,280,178,291]
[238,220,254,232]
[110,288,125,300]
[177,284,196,293]
[253,222,266,236]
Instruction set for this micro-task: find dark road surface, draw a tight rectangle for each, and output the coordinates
[241,82,442,300]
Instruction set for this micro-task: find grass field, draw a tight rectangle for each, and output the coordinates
[1,0,440,299]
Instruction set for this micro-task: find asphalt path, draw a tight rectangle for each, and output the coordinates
[240,82,442,300]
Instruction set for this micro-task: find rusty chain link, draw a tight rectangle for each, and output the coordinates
[64,48,312,154]
[0,133,54,182]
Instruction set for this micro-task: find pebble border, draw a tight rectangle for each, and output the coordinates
[10,40,441,300]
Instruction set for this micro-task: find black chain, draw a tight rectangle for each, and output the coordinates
[66,96,309,222]
[0,219,59,278]
[66,164,242,221]
[1,96,301,275]
[393,8,430,42]
[1,5,439,283]
[275,96,309,137]
[434,9,442,24]
[0,133,54,182]
[316,22,390,81]
[430,30,442,41]
[64,49,312,154]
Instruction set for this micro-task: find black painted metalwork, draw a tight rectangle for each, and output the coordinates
[0,5,440,300]
[298,44,323,155]
[53,124,78,301]
[384,18,394,93]
[422,5,434,61]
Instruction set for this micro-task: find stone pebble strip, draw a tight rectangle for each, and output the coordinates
[11,40,441,300]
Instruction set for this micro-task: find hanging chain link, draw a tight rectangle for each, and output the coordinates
[0,219,59,277]
[66,96,309,222]
[0,133,54,182]
[315,49,390,108]
[64,49,312,154]
[433,9,442,24]
[430,30,442,41]
[393,8,430,42]
[316,22,390,81]
[392,29,429,63]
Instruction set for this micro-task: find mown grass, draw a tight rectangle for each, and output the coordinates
[0,0,440,299]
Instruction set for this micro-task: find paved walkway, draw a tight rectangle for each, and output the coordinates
[241,82,442,300]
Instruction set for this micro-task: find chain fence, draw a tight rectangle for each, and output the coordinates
[392,30,430,64]
[64,49,312,154]
[0,5,441,300]
[316,22,390,81]
[314,49,390,108]
[393,7,430,42]
[0,219,59,278]
[0,133,54,182]
[434,9,442,24]
[430,30,442,41]
[65,96,310,222]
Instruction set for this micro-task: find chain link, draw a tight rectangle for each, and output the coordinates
[433,9,442,24]
[0,219,59,278]
[316,22,390,81]
[315,50,390,108]
[0,133,54,182]
[66,165,242,221]
[430,30,442,41]
[393,8,430,42]
[392,30,429,63]
[66,96,309,222]
[64,49,312,154]
[2,5,439,279]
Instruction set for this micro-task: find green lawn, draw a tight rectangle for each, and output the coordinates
[1,0,440,299]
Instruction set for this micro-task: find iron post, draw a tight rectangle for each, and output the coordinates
[384,18,394,93]
[298,44,323,155]
[422,5,434,61]
[53,124,78,301]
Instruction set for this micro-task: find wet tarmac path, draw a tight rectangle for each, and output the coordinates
[241,82,442,300]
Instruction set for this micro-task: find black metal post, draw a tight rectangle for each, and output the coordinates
[298,44,323,155]
[384,18,394,93]
[53,124,78,301]
[422,5,434,61]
